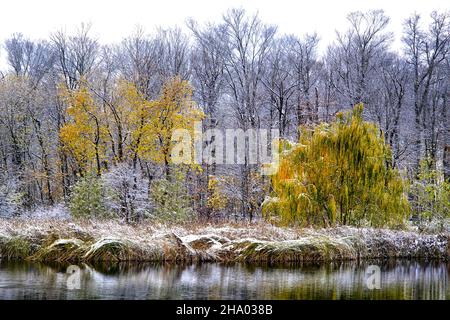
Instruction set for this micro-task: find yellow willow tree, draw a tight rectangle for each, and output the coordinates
[137,76,204,177]
[59,83,108,176]
[263,104,409,228]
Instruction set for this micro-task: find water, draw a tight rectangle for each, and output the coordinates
[0,260,448,299]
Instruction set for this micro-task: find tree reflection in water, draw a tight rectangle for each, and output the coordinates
[0,260,448,299]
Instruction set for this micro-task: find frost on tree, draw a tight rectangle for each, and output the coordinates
[102,163,151,222]
[0,175,22,217]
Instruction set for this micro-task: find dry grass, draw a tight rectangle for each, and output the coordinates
[83,238,142,262]
[0,236,32,260]
[0,217,448,263]
[31,238,85,263]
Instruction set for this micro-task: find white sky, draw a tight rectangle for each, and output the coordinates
[0,0,448,69]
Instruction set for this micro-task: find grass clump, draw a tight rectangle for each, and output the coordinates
[0,237,31,260]
[83,238,141,262]
[231,236,357,263]
[31,238,85,263]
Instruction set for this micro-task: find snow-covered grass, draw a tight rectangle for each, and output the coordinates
[20,204,71,220]
[0,218,448,263]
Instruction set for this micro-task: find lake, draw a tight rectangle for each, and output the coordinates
[0,259,448,299]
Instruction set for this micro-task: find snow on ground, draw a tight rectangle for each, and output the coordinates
[0,216,449,263]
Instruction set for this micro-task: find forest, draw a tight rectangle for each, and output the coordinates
[0,8,449,232]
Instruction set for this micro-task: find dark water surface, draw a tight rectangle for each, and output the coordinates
[0,260,448,299]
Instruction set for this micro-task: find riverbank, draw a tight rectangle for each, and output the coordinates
[0,218,449,263]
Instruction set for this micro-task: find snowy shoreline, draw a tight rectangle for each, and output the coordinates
[0,218,449,263]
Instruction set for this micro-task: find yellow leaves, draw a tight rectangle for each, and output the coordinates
[207,176,227,211]
[264,105,409,227]
[328,195,337,222]
[59,82,107,174]
[60,123,95,165]
[58,76,205,176]
[137,76,204,165]
[116,79,150,122]
[58,74,207,177]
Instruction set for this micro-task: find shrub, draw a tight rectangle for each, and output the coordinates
[102,164,151,223]
[69,174,107,218]
[150,171,194,222]
[410,160,450,232]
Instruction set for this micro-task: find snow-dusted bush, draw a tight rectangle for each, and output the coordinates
[150,171,194,222]
[69,174,107,218]
[410,160,450,233]
[102,163,151,223]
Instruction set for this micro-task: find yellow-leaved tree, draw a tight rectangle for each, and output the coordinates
[137,76,204,176]
[110,79,152,166]
[59,83,108,176]
[263,105,409,228]
[206,176,227,212]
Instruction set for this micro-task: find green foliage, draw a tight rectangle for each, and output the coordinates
[69,174,107,219]
[410,160,450,232]
[263,104,409,228]
[0,237,31,260]
[150,171,194,222]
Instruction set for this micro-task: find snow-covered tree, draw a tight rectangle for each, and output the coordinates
[102,163,150,223]
[0,174,23,217]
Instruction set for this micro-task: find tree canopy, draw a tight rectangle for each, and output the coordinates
[264,105,409,227]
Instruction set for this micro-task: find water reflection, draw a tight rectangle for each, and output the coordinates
[0,260,448,299]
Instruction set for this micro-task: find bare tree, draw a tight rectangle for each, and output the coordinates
[217,8,276,220]
[51,23,99,90]
[329,10,392,109]
[403,11,450,173]
[262,36,296,137]
[286,33,321,129]
[188,20,226,217]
